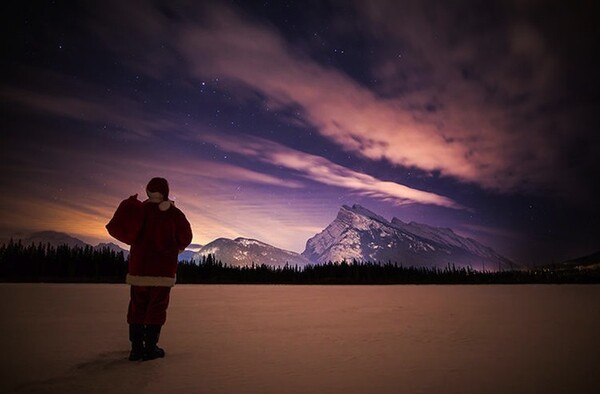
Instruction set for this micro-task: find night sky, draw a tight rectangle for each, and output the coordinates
[2,0,599,265]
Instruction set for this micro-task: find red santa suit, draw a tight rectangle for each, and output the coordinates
[107,181,192,326]
[107,177,192,361]
[127,195,192,288]
[127,193,192,325]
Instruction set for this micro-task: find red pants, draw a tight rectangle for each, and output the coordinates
[127,286,171,325]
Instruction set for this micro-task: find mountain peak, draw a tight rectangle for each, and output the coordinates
[304,205,514,271]
[22,231,89,249]
[341,204,389,224]
[233,237,268,247]
[194,237,311,268]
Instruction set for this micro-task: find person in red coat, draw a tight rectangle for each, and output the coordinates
[107,177,192,361]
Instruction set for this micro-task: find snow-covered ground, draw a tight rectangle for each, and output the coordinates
[2,284,599,393]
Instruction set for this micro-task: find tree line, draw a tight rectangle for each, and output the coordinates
[0,240,127,282]
[1,240,599,284]
[178,258,600,284]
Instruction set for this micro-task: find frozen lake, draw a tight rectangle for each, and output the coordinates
[1,284,599,393]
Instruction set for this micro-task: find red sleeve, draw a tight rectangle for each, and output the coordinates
[174,210,193,251]
[105,194,144,245]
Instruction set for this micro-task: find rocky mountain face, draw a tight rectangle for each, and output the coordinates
[194,237,311,268]
[302,205,515,271]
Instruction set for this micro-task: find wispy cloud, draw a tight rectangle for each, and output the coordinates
[123,157,305,189]
[167,6,514,189]
[78,1,599,199]
[202,133,464,209]
[151,2,589,196]
[1,85,176,140]
[0,123,306,248]
[2,68,460,210]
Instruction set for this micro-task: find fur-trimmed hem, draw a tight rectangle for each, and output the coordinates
[126,274,176,287]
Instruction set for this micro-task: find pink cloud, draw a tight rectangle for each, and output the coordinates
[202,133,464,209]
[79,1,597,201]
[168,4,568,193]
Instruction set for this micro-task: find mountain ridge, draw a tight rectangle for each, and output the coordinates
[194,237,311,268]
[3,206,520,271]
[302,204,515,271]
[6,231,130,257]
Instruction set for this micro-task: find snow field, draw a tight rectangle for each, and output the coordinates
[1,284,599,393]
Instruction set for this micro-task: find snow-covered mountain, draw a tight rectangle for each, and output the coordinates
[194,237,311,268]
[178,243,203,262]
[19,231,91,249]
[7,216,516,271]
[11,231,129,256]
[94,242,129,257]
[302,204,515,271]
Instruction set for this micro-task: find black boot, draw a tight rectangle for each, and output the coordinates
[143,324,165,361]
[128,324,145,361]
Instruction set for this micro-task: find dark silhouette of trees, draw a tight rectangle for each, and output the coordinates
[175,257,599,285]
[0,240,127,282]
[1,241,598,284]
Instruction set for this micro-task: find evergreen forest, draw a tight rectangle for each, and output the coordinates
[1,240,598,284]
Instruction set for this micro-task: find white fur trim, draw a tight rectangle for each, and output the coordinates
[146,191,173,211]
[126,274,176,287]
[159,200,173,211]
